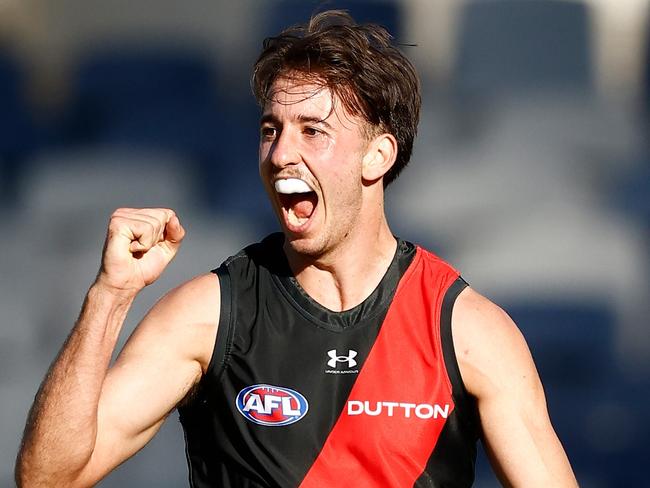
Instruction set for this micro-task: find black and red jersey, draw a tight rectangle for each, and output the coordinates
[179,233,480,487]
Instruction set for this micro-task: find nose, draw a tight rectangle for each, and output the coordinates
[267,128,300,169]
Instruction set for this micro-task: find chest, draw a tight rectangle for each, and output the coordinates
[223,275,454,447]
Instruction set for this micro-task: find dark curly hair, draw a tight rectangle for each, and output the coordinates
[252,9,421,186]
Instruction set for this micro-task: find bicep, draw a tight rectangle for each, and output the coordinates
[452,288,577,487]
[80,273,219,484]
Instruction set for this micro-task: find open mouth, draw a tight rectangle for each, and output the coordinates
[275,178,318,229]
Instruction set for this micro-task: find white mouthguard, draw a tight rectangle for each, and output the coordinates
[274,178,312,194]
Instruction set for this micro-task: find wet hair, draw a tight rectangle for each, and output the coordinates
[252,9,421,186]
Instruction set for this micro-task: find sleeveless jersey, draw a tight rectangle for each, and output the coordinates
[179,233,480,487]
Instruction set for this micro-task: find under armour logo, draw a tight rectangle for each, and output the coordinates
[327,349,358,368]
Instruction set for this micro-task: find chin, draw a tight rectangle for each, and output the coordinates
[283,232,325,259]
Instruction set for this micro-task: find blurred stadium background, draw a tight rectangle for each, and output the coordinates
[1,0,649,486]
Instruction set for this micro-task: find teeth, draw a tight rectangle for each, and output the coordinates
[287,208,308,226]
[275,178,312,194]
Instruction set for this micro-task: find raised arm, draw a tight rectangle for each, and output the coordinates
[15,208,220,487]
[452,287,578,487]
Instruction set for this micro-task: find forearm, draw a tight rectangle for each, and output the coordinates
[16,283,135,486]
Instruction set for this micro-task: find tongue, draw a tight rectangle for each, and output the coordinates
[289,193,317,219]
[293,199,315,219]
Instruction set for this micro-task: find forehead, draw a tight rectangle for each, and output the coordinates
[263,76,361,129]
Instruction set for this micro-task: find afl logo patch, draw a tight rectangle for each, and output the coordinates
[235,384,309,426]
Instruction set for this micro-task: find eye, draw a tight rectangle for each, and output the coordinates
[303,126,320,137]
[261,126,277,139]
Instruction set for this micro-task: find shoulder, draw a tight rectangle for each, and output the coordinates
[152,272,220,321]
[451,287,537,399]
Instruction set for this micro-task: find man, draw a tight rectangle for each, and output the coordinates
[16,10,577,487]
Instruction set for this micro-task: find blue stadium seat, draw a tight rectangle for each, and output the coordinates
[0,53,28,150]
[635,12,650,228]
[257,0,402,42]
[642,16,650,126]
[101,96,275,228]
[506,301,614,388]
[0,52,43,204]
[63,46,270,218]
[615,165,650,229]
[547,378,649,486]
[66,46,221,144]
[453,0,593,99]
[492,302,648,484]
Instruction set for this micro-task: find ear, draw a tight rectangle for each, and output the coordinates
[361,133,398,183]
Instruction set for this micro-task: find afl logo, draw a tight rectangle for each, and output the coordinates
[235,384,309,426]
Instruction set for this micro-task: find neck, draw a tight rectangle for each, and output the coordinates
[284,211,397,312]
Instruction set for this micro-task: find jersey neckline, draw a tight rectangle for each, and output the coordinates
[265,233,417,331]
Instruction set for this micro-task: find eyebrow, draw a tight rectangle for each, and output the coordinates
[260,113,333,130]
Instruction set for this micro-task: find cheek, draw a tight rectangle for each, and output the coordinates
[258,142,268,167]
[258,145,272,175]
[328,161,364,205]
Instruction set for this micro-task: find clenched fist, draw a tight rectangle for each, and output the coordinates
[96,208,185,297]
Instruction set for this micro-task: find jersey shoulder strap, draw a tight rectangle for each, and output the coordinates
[206,263,233,380]
[204,233,283,381]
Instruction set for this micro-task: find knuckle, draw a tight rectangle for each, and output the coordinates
[153,207,174,219]
[145,220,158,238]
[108,215,123,231]
[111,207,132,217]
[154,208,172,223]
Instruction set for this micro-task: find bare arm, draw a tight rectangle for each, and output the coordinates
[452,287,578,487]
[15,208,219,487]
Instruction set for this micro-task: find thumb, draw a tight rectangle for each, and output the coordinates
[164,214,185,252]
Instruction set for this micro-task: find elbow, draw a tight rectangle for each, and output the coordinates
[15,446,33,488]
[14,458,25,487]
[14,452,42,488]
[15,452,47,488]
